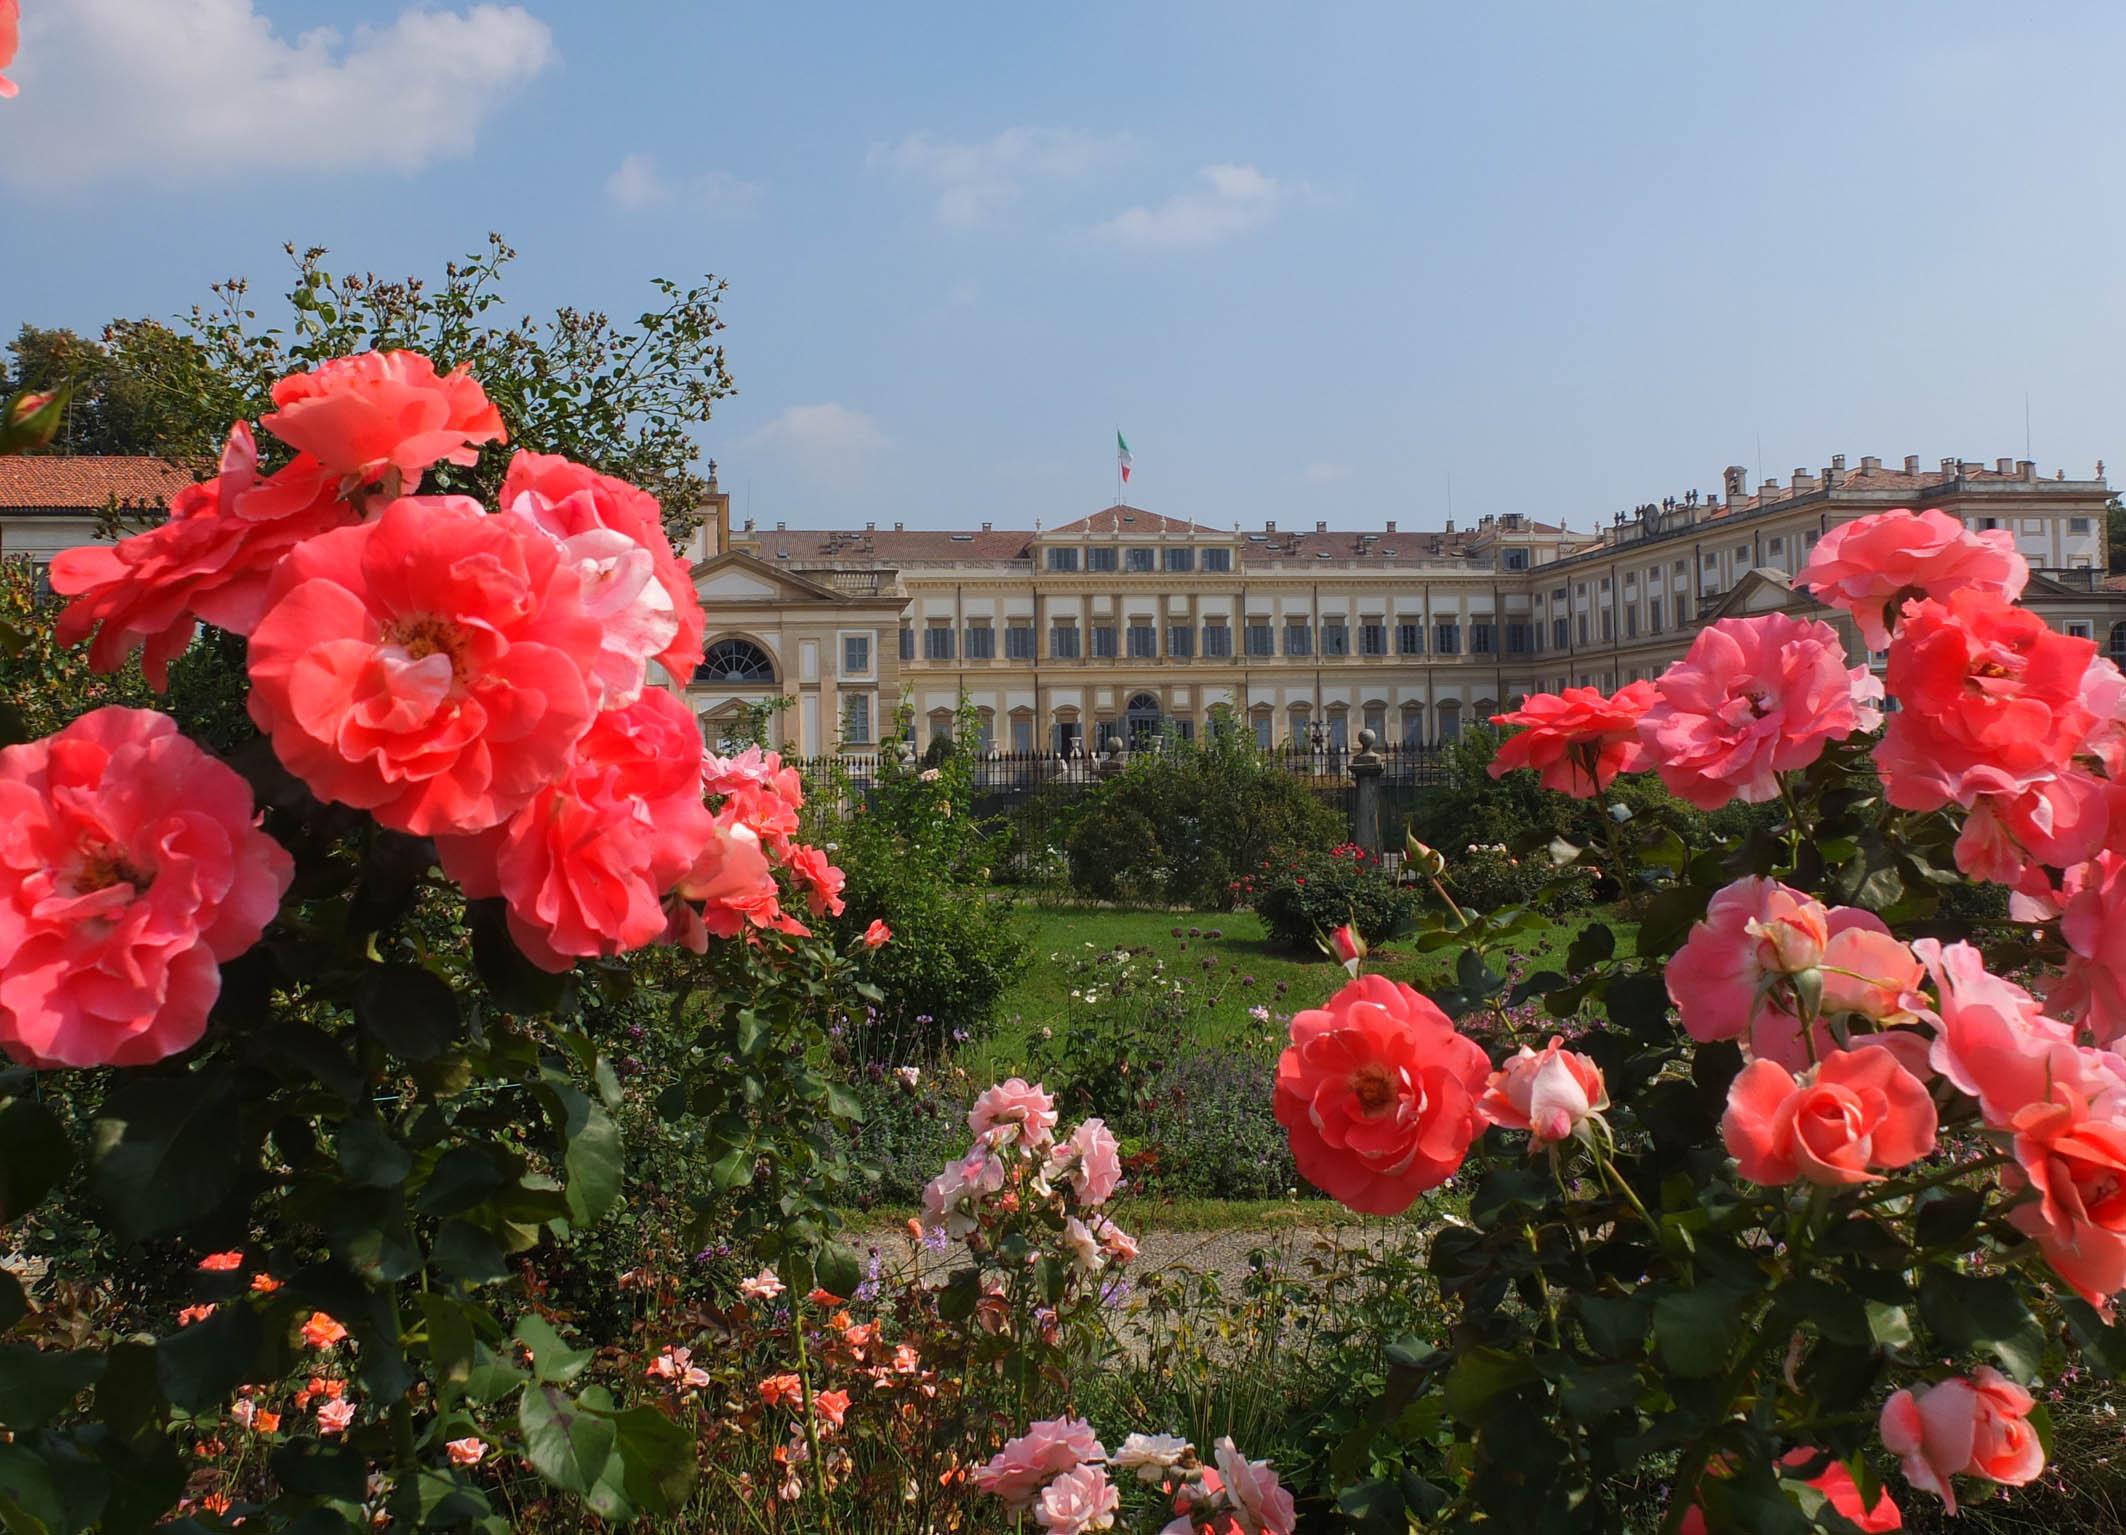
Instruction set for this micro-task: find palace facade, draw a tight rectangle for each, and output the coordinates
[6,451,2122,757]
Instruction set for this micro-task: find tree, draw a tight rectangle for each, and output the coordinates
[3,320,230,458]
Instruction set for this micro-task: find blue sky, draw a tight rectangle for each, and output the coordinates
[4,2,2124,530]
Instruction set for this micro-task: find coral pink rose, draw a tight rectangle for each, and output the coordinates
[1819,910,1925,1026]
[0,0,17,98]
[437,689,715,971]
[51,424,354,688]
[246,496,601,837]
[1914,939,2079,1125]
[1721,1048,1937,1186]
[261,351,505,488]
[2008,1077,2126,1243]
[499,452,706,699]
[1054,1117,1123,1205]
[1637,614,1876,810]
[783,841,846,918]
[974,1416,1105,1507]
[0,708,291,1069]
[970,1078,1059,1150]
[1213,1438,1298,1535]
[1879,1369,2043,1514]
[444,1437,487,1468]
[1487,682,1655,797]
[667,811,802,946]
[1877,591,2096,812]
[1800,507,2028,651]
[1033,1463,1121,1534]
[2009,1199,2126,1314]
[1665,877,1832,1068]
[1480,1036,1608,1145]
[2051,850,2126,1045]
[1780,1449,1903,1531]
[1273,974,1490,1215]
[862,918,892,949]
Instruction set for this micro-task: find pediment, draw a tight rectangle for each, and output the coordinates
[691,549,852,605]
[1699,567,1802,622]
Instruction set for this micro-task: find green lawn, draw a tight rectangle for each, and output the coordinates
[973,899,1636,1077]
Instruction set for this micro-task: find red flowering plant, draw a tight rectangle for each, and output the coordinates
[1289,509,2126,1531]
[0,349,879,1529]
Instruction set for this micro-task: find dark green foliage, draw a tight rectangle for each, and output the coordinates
[1243,842,1417,951]
[1138,1049,1297,1200]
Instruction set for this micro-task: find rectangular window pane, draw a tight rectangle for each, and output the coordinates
[1087,546,1117,571]
[1648,598,1662,634]
[1360,624,1387,656]
[1552,618,1568,649]
[1246,623,1275,657]
[1285,623,1312,657]
[1011,716,1033,752]
[1005,624,1035,659]
[1435,622,1460,655]
[1203,624,1232,657]
[1125,548,1154,572]
[1469,621,1494,654]
[923,626,955,660]
[965,625,995,659]
[843,636,870,673]
[1600,611,1613,641]
[1322,622,1349,656]
[1203,548,1232,572]
[1090,624,1117,659]
[1128,624,1158,658]
[1047,548,1078,572]
[899,628,914,661]
[1397,622,1423,655]
[1050,626,1080,658]
[1162,548,1195,573]
[1167,625,1194,657]
[842,694,870,744]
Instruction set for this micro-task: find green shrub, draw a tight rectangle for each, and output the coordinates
[1061,711,1346,908]
[1138,1048,1297,1200]
[1241,842,1417,952]
[1441,842,1600,916]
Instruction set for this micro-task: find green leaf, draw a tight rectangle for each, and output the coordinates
[0,1348,104,1429]
[336,1116,412,1188]
[936,1268,980,1323]
[0,1276,23,1337]
[815,1245,863,1303]
[416,1146,511,1217]
[463,1341,526,1405]
[155,1301,264,1414]
[432,1221,511,1285]
[1567,923,1615,972]
[354,965,460,1062]
[270,1440,367,1501]
[603,1403,699,1516]
[1577,1293,1652,1360]
[89,1075,246,1243]
[1914,1188,1986,1250]
[1918,1268,2044,1382]
[0,1102,72,1223]
[419,1294,479,1404]
[561,1101,622,1227]
[520,1383,617,1498]
[1865,1300,1914,1349]
[513,1315,591,1385]
[1653,1285,1750,1379]
[1441,1347,1539,1426]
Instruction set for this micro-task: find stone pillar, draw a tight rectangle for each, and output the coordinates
[1349,728,1385,857]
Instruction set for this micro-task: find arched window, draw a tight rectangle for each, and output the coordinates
[695,638,776,684]
[1125,692,1162,750]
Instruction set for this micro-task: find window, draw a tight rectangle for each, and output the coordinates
[1322,621,1350,656]
[1703,553,1718,568]
[1284,622,1313,657]
[1127,622,1158,658]
[1977,517,2001,531]
[1246,622,1276,657]
[1437,705,1463,743]
[1398,622,1423,655]
[1435,622,1461,655]
[2072,517,2094,534]
[1253,713,1274,749]
[1625,607,1639,639]
[1168,624,1194,657]
[1050,624,1080,659]
[976,712,995,753]
[2068,621,2094,640]
[1090,623,1118,659]
[1469,621,1495,654]
[1087,546,1118,572]
[1600,611,1613,641]
[1125,548,1154,572]
[2021,518,2044,535]
[1011,716,1034,752]
[843,635,870,674]
[842,694,871,745]
[697,638,776,684]
[1577,615,1589,644]
[1363,704,1386,739]
[1359,623,1387,656]
[965,624,995,660]
[1674,560,1688,576]
[1055,720,1083,755]
[1675,594,1690,624]
[1768,537,1784,556]
[1203,622,1233,657]
[1506,621,1533,654]
[899,627,914,662]
[1006,623,1035,660]
[1162,548,1195,573]
[1552,618,1569,649]
[1203,547,1232,572]
[1648,597,1662,633]
[1047,547,1079,572]
[1327,713,1349,749]
[922,625,955,661]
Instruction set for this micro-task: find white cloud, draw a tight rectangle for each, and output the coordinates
[744,404,890,458]
[870,126,1125,228]
[2,0,554,185]
[1094,164,1288,249]
[606,156,762,214]
[1304,462,1352,484]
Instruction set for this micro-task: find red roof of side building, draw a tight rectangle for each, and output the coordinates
[0,454,202,512]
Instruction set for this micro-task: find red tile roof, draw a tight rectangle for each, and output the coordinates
[0,454,202,512]
[1048,505,1222,536]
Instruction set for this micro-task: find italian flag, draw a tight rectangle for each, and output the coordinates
[1116,430,1133,484]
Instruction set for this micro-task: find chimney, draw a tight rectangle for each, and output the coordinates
[744,517,755,533]
[1723,465,1747,502]
[981,521,993,532]
[1825,459,1845,488]
[865,520,876,531]
[894,521,905,531]
[1941,458,1959,476]
[2017,460,2037,481]
[1315,520,1328,533]
[775,520,786,532]
[1265,520,1277,533]
[1997,458,2014,475]
[1759,477,1783,497]
[1790,468,1817,494]
[1385,519,1398,533]
[1446,517,1456,535]
[1904,455,1920,473]
[1860,456,1882,471]
[1831,453,1847,470]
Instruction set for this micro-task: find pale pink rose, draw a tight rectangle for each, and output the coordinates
[1099,1223,1139,1264]
[1115,1433,1193,1484]
[316,1397,356,1436]
[1056,1118,1123,1205]
[1480,1036,1608,1144]
[2052,850,2126,1045]
[1638,615,1872,810]
[261,351,505,488]
[921,1149,1004,1238]
[1035,1463,1121,1534]
[969,1078,1059,1150]
[1665,877,1839,1069]
[1914,939,2079,1125]
[1800,507,2029,650]
[1061,1217,1106,1273]
[1879,1369,2044,1514]
[1214,1438,1298,1535]
[0,0,17,98]
[445,1437,487,1467]
[974,1416,1105,1507]
[738,1268,785,1302]
[1721,1048,1937,1186]
[2079,655,2126,778]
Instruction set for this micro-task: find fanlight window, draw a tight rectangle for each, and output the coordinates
[696,638,776,684]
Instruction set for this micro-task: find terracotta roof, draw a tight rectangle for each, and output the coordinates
[1048,505,1222,536]
[737,528,1035,564]
[1730,463,2035,514]
[0,454,202,512]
